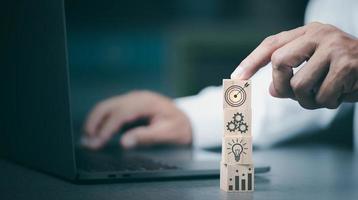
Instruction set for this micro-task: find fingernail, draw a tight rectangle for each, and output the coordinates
[81,136,101,148]
[230,65,245,79]
[80,136,89,146]
[121,135,137,149]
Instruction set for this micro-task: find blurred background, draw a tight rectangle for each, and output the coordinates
[65,0,309,127]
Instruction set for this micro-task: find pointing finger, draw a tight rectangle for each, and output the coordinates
[231,26,306,80]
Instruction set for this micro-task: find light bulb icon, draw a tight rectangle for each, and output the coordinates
[231,143,243,162]
[227,138,248,162]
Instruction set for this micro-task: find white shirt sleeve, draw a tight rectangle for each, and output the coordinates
[175,86,223,148]
[176,67,339,149]
[250,67,338,148]
[304,0,358,36]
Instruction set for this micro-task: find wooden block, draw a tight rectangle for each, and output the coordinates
[220,162,229,190]
[224,108,251,136]
[223,79,251,109]
[220,163,254,192]
[222,135,253,165]
[221,78,254,193]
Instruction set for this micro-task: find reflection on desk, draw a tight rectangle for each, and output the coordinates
[1,145,358,200]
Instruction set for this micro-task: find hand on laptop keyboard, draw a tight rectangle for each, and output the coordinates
[82,91,192,150]
[77,149,178,172]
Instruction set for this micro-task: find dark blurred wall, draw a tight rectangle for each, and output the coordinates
[64,0,308,126]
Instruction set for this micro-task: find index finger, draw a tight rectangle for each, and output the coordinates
[231,26,307,80]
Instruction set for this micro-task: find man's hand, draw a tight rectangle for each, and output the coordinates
[82,91,192,149]
[231,22,358,109]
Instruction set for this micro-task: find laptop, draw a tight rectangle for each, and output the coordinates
[2,0,270,182]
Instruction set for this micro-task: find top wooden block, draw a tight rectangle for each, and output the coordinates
[223,79,251,109]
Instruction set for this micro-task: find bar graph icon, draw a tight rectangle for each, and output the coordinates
[220,163,254,192]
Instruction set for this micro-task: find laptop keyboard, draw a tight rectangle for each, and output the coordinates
[77,149,178,172]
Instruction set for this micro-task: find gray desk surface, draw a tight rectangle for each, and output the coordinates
[1,145,358,200]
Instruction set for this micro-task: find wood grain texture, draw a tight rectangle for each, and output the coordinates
[221,79,254,192]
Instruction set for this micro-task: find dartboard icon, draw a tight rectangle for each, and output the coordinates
[224,85,247,107]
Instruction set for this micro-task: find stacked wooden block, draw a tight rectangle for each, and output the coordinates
[220,79,254,192]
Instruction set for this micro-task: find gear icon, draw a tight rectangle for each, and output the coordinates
[226,121,237,132]
[237,122,248,134]
[233,112,244,123]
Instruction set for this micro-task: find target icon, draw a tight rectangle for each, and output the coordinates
[224,85,247,107]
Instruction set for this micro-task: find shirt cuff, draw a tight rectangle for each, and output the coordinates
[175,87,223,149]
